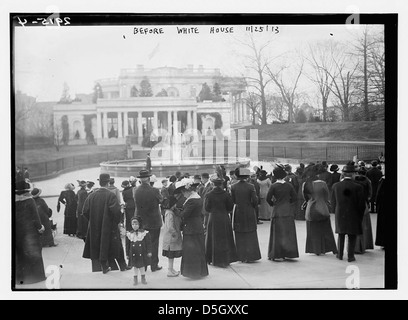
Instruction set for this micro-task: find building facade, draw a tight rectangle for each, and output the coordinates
[53,65,250,146]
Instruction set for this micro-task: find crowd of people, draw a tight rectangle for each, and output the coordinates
[14,156,386,286]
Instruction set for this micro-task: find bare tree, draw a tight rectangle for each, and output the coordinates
[234,34,274,124]
[266,94,287,123]
[368,29,385,106]
[266,58,304,123]
[245,92,261,125]
[15,91,36,144]
[322,43,360,121]
[305,42,335,122]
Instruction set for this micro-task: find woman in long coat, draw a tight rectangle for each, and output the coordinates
[174,179,209,279]
[31,188,56,247]
[231,168,262,263]
[294,164,306,220]
[76,180,89,241]
[302,179,337,256]
[354,168,374,253]
[257,170,272,221]
[15,181,46,285]
[266,166,299,261]
[204,174,238,268]
[58,183,78,236]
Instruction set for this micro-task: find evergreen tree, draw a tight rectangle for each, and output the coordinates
[139,77,153,97]
[295,109,307,123]
[212,82,223,102]
[198,82,213,102]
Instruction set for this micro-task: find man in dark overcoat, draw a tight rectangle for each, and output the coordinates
[82,173,125,273]
[366,161,383,212]
[134,169,163,272]
[331,163,366,262]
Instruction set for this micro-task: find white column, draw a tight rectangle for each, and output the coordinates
[124,111,128,137]
[153,111,158,130]
[117,112,123,138]
[173,111,178,143]
[96,112,102,139]
[137,111,143,144]
[187,110,192,129]
[193,110,198,131]
[103,112,108,138]
[167,111,172,134]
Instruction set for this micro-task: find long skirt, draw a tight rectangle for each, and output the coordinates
[205,213,238,266]
[295,190,306,220]
[305,219,338,255]
[235,231,262,262]
[15,232,46,285]
[259,198,272,220]
[76,214,88,240]
[181,234,209,278]
[268,216,299,259]
[355,207,374,253]
[63,216,77,235]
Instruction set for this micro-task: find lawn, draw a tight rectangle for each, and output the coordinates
[15,144,127,164]
[244,121,385,142]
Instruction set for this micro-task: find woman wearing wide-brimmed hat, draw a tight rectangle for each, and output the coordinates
[31,188,57,247]
[174,178,209,278]
[231,167,262,263]
[204,174,238,268]
[15,181,46,285]
[57,183,78,236]
[266,166,299,261]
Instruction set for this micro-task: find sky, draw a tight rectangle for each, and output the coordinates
[13,23,372,102]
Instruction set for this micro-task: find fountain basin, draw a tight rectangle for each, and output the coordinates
[100,157,251,177]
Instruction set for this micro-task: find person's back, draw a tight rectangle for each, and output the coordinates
[134,183,162,230]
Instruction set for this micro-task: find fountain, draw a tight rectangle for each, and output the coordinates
[100,130,251,177]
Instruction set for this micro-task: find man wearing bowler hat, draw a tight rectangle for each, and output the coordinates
[331,162,366,262]
[82,173,130,273]
[134,169,163,271]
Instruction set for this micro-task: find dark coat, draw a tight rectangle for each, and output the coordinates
[267,182,297,218]
[284,173,300,194]
[366,167,383,201]
[204,187,237,265]
[33,197,55,247]
[168,182,176,196]
[134,183,163,230]
[15,195,46,284]
[76,187,89,239]
[317,171,332,187]
[58,190,77,217]
[82,188,122,262]
[127,230,152,268]
[179,197,204,235]
[329,172,341,191]
[231,180,258,232]
[122,186,135,210]
[331,178,366,235]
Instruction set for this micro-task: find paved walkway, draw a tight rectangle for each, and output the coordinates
[16,165,384,291]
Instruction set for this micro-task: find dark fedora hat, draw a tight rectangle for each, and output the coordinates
[137,169,151,178]
[121,180,130,188]
[210,173,224,183]
[342,163,358,173]
[31,187,42,198]
[98,173,111,183]
[329,164,339,172]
